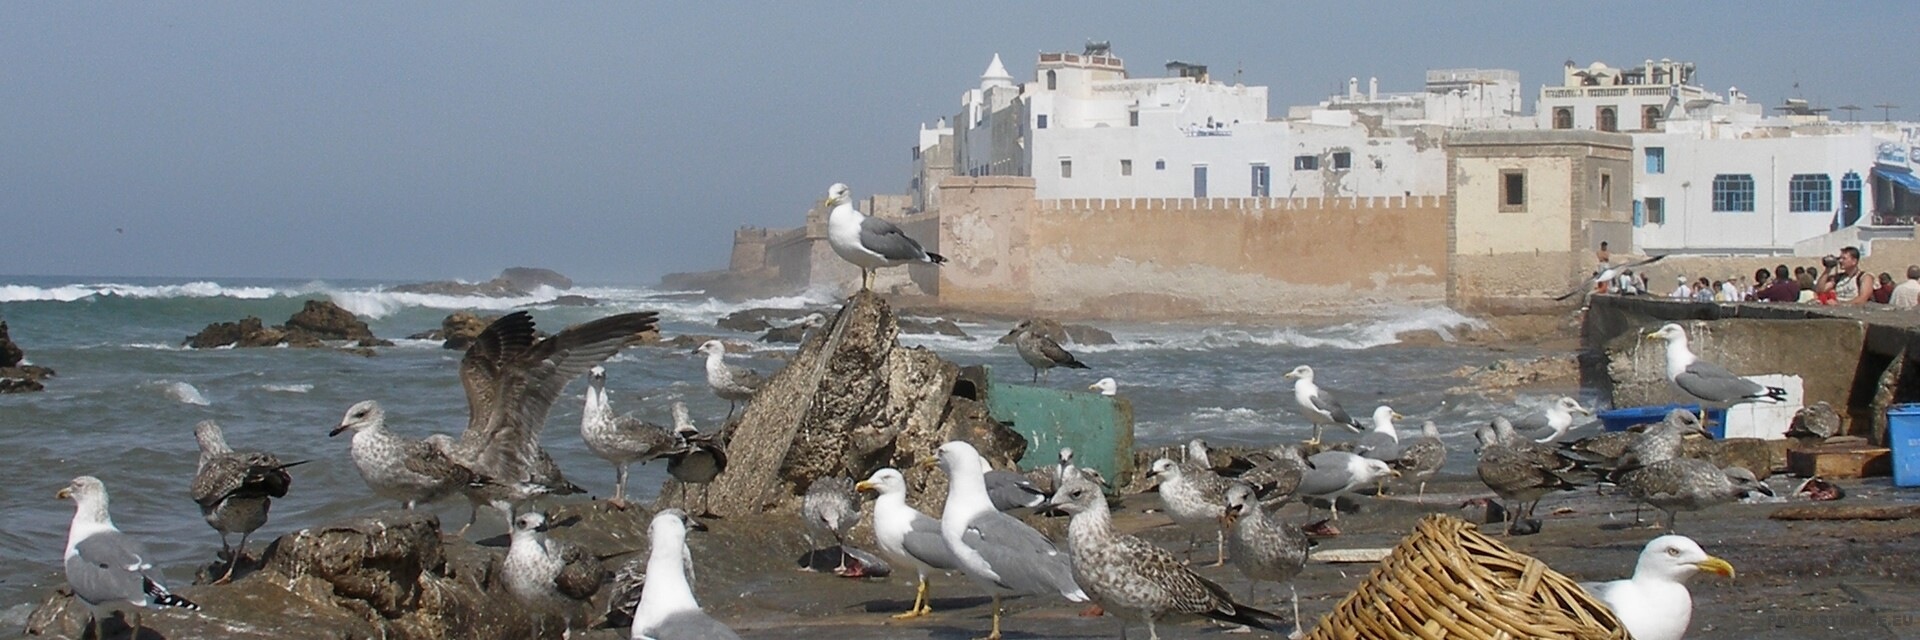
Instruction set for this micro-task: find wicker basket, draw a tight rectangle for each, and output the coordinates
[1302,514,1627,640]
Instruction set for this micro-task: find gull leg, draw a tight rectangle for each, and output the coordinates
[610,465,631,511]
[131,610,143,640]
[456,502,479,536]
[1417,481,1427,499]
[217,532,233,562]
[700,484,717,518]
[983,594,1004,640]
[89,614,102,640]
[215,532,252,584]
[1291,584,1302,631]
[893,575,929,619]
[1211,528,1227,567]
[1146,618,1160,640]
[1664,510,1678,532]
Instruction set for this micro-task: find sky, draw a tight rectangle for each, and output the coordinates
[3,2,1915,284]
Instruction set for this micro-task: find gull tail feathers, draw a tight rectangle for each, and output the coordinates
[145,578,199,611]
[925,252,948,265]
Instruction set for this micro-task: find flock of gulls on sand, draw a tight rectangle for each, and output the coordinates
[51,183,1794,640]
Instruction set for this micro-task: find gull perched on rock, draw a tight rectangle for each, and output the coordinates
[1223,482,1309,621]
[60,476,200,640]
[1011,320,1090,383]
[191,420,305,583]
[664,402,728,517]
[1393,421,1448,498]
[1513,396,1594,443]
[823,182,947,291]
[1298,451,1397,521]
[1089,377,1119,396]
[504,511,610,636]
[1146,454,1235,566]
[630,509,738,640]
[803,476,860,574]
[1646,323,1788,412]
[1284,365,1364,446]
[936,441,1088,639]
[1581,535,1734,640]
[856,468,961,619]
[695,340,764,419]
[580,365,678,510]
[1051,473,1290,640]
[331,400,482,510]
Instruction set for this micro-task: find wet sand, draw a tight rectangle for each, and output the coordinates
[663,476,1919,639]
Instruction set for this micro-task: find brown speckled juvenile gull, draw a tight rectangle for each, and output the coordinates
[1474,417,1582,534]
[191,420,304,583]
[1146,450,1235,566]
[1012,319,1090,383]
[1223,482,1309,622]
[803,476,860,574]
[695,339,764,419]
[1615,416,1773,530]
[664,402,727,517]
[1393,420,1447,497]
[504,511,609,636]
[579,365,677,510]
[1052,474,1291,640]
[331,400,479,510]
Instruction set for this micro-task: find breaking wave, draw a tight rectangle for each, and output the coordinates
[0,282,279,302]
[155,381,210,405]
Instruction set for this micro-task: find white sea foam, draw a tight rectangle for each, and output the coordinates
[124,342,187,351]
[260,384,313,393]
[0,282,280,302]
[157,381,211,405]
[325,286,569,319]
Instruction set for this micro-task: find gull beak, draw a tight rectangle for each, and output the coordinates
[854,480,877,493]
[1695,556,1735,578]
[1283,372,1299,380]
[1144,467,1161,479]
[915,457,938,472]
[55,487,72,500]
[1576,406,1594,416]
[686,517,710,532]
[1392,412,1406,421]
[329,424,350,437]
[1087,383,1100,391]
[1221,504,1241,526]
[1390,469,1403,478]
[1644,331,1664,340]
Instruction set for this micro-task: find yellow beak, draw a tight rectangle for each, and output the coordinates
[55,487,71,500]
[1392,412,1406,421]
[1644,331,1664,340]
[1695,556,1735,578]
[1087,383,1099,390]
[916,457,938,472]
[854,480,877,493]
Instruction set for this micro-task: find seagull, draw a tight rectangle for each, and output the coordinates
[1614,417,1774,530]
[1235,444,1309,503]
[935,441,1088,640]
[1646,323,1788,413]
[1581,535,1734,640]
[1050,474,1289,640]
[664,402,728,518]
[579,366,678,510]
[1088,377,1118,396]
[630,509,739,640]
[432,434,585,535]
[59,476,200,640]
[1011,320,1090,383]
[1474,418,1584,535]
[823,182,947,291]
[1513,397,1595,443]
[1554,254,1667,301]
[695,340,764,420]
[1223,482,1309,623]
[331,400,482,510]
[1393,421,1448,498]
[980,455,1049,512]
[1355,405,1406,464]
[802,476,860,574]
[1284,365,1364,446]
[598,557,647,631]
[191,420,305,584]
[856,468,962,619]
[1146,454,1234,566]
[1298,451,1397,521]
[504,511,610,636]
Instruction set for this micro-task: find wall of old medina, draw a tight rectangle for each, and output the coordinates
[935,177,1039,310]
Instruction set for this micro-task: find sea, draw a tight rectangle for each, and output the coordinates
[0,275,1578,612]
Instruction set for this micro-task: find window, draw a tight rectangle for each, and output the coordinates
[1129,110,1139,127]
[1597,106,1618,132]
[1155,159,1166,170]
[1789,174,1833,212]
[1500,170,1526,212]
[1037,114,1048,129]
[1332,152,1352,170]
[1712,174,1755,212]
[1120,159,1133,176]
[1553,107,1573,129]
[1193,165,1208,198]
[1251,164,1271,197]
[1642,105,1662,130]
[1600,172,1613,209]
[1645,147,1665,174]
[1293,155,1319,171]
[1046,70,1057,90]
[1059,159,1072,178]
[1646,197,1666,224]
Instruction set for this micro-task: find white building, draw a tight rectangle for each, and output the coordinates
[1290,68,1527,129]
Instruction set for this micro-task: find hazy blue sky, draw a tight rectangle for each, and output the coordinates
[3,3,1914,283]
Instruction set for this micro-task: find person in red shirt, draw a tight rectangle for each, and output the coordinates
[1754,264,1800,302]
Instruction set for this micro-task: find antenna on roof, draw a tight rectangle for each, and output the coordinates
[1875,103,1901,122]
[1837,105,1862,122]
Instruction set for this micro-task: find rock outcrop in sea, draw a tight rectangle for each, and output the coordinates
[184,300,388,350]
[0,320,52,393]
[995,317,1116,346]
[388,267,574,298]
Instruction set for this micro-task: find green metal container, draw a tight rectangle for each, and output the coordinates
[983,369,1135,492]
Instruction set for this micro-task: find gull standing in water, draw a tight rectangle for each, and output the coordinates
[1512,396,1595,443]
[823,182,947,291]
[630,509,739,640]
[664,402,728,517]
[579,365,678,510]
[60,476,200,640]
[1646,323,1788,413]
[695,340,764,420]
[1284,365,1364,446]
[1581,535,1734,640]
[1011,320,1090,383]
[1051,474,1289,640]
[191,420,305,583]
[856,468,961,619]
[504,511,609,637]
[935,441,1088,639]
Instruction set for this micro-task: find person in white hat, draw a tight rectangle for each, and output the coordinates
[1669,275,1694,300]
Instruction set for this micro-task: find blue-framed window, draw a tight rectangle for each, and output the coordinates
[1251,164,1270,197]
[1645,147,1665,174]
[1712,174,1755,212]
[1789,174,1832,212]
[1843,171,1863,191]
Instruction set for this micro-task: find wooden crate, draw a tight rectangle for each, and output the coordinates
[1787,444,1892,479]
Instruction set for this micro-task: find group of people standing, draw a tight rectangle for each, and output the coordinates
[1594,242,1920,309]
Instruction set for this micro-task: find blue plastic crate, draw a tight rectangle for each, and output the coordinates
[1888,404,1920,487]
[1596,403,1726,439]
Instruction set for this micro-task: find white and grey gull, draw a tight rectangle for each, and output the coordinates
[1512,396,1595,443]
[1297,450,1397,521]
[629,509,739,640]
[191,420,305,583]
[823,182,947,291]
[1580,534,1734,640]
[1646,323,1788,411]
[856,468,962,619]
[60,476,200,640]
[935,441,1088,639]
[579,365,678,510]
[1284,365,1364,445]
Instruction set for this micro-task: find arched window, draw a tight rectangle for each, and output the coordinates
[1641,105,1662,130]
[1046,70,1057,90]
[1553,107,1573,130]
[1597,107,1617,132]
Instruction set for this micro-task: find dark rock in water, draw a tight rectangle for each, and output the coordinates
[718,307,821,333]
[677,291,1025,518]
[0,377,43,393]
[285,299,376,341]
[546,294,598,307]
[760,324,809,343]
[0,320,23,367]
[498,266,573,292]
[1063,323,1116,345]
[996,317,1115,345]
[437,311,497,350]
[660,334,751,352]
[358,337,396,348]
[186,316,271,349]
[899,317,969,338]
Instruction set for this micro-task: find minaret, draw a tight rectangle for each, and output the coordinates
[981,53,1015,90]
